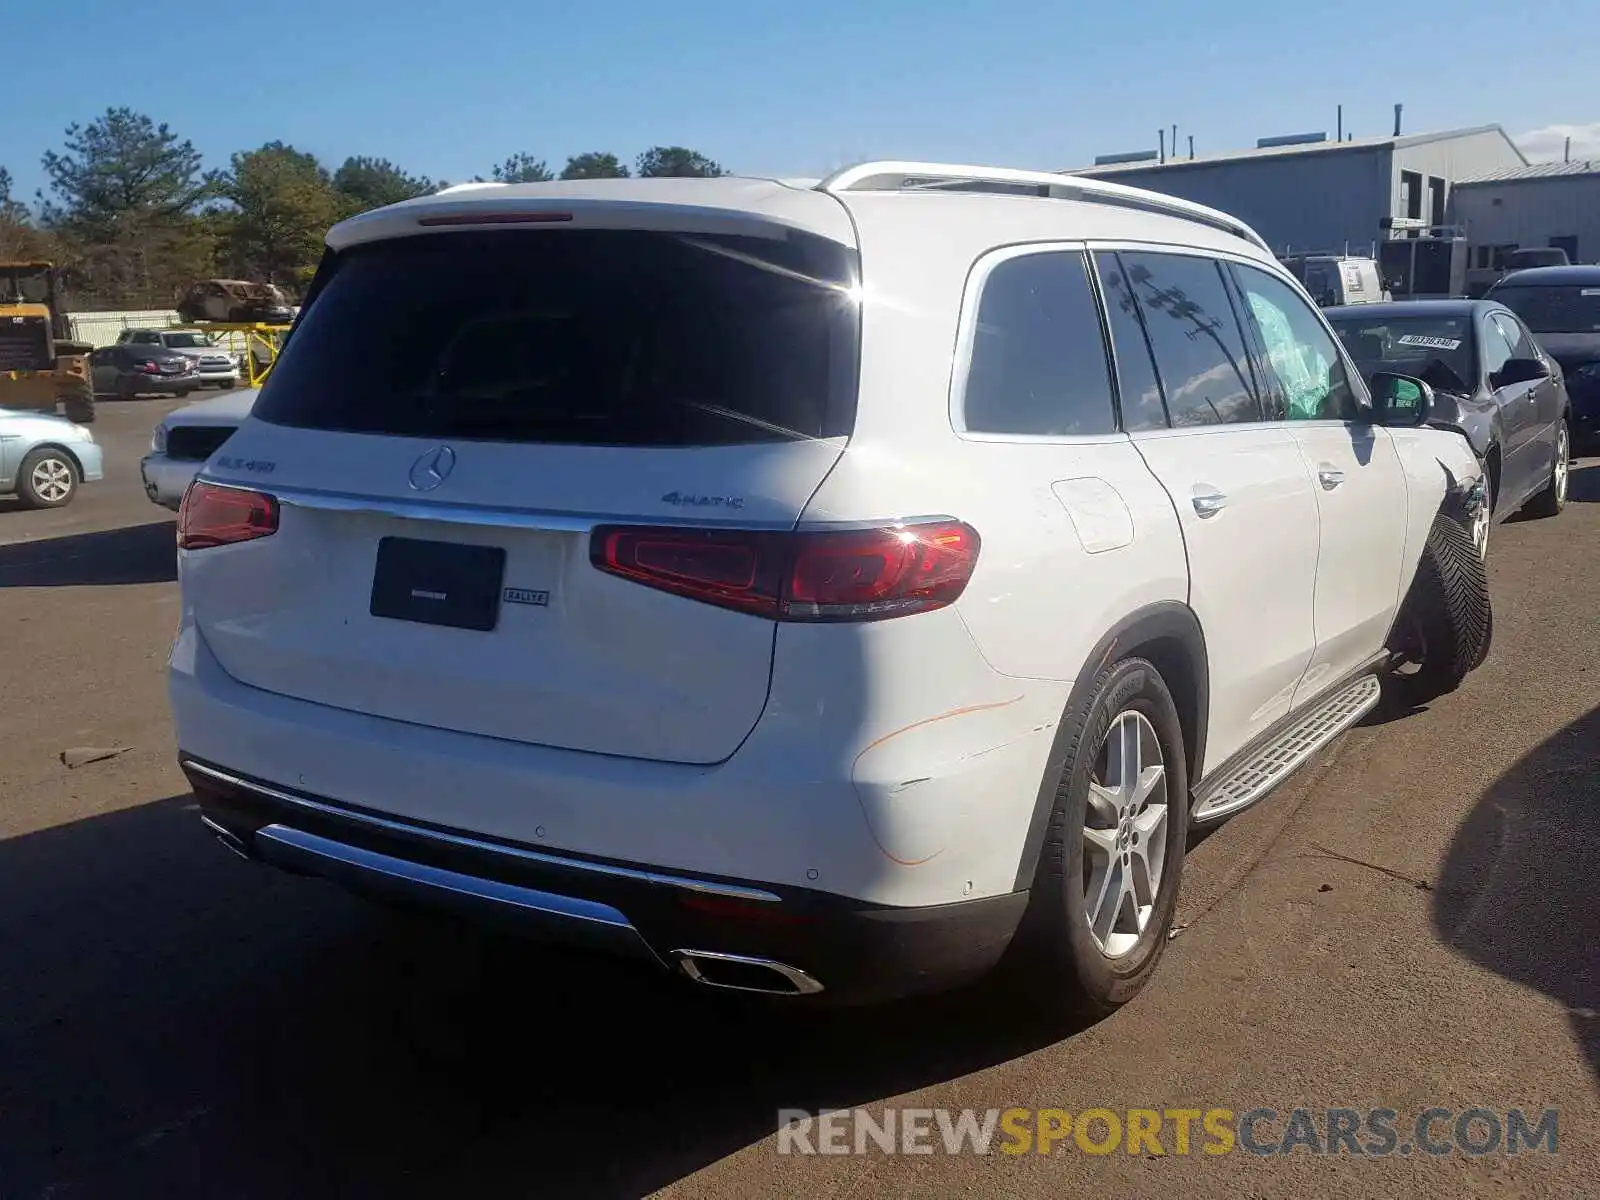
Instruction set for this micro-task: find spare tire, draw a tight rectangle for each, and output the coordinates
[1387,511,1492,703]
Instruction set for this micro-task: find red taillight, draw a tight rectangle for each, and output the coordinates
[177,481,279,550]
[590,521,980,622]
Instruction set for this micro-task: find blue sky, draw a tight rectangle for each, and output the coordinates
[6,0,1598,205]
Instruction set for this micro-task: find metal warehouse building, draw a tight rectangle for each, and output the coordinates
[1068,124,1526,257]
[1450,161,1600,269]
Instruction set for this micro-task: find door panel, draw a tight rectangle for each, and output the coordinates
[1286,423,1407,704]
[1133,425,1319,772]
[1483,312,1540,503]
[1495,310,1560,496]
[1227,260,1409,705]
[1107,249,1320,775]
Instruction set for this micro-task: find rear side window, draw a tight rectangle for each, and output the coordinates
[1118,252,1262,427]
[1094,252,1168,431]
[960,250,1117,437]
[254,229,861,446]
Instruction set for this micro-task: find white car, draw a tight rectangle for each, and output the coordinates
[169,164,1491,1011]
[116,329,241,388]
[141,390,257,511]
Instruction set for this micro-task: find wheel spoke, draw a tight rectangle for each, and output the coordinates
[1083,824,1119,857]
[1130,764,1165,812]
[1132,803,1168,896]
[1087,781,1120,824]
[1085,852,1120,934]
[1119,714,1141,795]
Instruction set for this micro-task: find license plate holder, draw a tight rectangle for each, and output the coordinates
[370,537,506,632]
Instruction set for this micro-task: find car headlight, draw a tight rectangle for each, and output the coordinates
[151,424,168,454]
[70,424,94,442]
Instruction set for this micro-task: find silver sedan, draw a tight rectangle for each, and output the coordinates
[0,407,104,509]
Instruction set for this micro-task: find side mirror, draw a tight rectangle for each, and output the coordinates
[1492,356,1549,387]
[1369,372,1435,427]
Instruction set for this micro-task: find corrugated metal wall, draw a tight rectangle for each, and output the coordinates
[1452,175,1600,264]
[66,310,182,347]
[1077,146,1395,256]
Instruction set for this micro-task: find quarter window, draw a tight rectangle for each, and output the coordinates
[1231,264,1359,421]
[961,250,1118,437]
[1118,252,1261,427]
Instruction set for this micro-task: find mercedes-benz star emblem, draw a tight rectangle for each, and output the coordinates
[408,445,456,492]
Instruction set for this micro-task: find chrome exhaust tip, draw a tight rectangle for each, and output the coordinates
[200,815,253,861]
[674,949,824,996]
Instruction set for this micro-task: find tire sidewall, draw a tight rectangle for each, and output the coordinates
[1055,659,1190,1005]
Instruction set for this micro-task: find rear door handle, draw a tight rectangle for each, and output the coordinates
[1192,489,1227,518]
[1318,466,1346,490]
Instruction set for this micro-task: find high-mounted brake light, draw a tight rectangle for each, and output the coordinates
[416,211,575,227]
[178,481,279,550]
[590,521,980,622]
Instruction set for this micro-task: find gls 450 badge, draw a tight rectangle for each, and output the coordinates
[661,491,745,509]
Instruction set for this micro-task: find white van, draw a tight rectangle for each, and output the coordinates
[1283,254,1390,307]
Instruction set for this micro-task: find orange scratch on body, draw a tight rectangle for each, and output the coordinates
[851,695,1026,866]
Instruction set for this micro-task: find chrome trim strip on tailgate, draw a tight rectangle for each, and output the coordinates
[235,481,798,532]
[255,824,663,964]
[183,759,782,903]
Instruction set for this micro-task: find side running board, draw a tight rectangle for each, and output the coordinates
[1191,674,1382,823]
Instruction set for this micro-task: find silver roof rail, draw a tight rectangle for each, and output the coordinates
[816,160,1271,252]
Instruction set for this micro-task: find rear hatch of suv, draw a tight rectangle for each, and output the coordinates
[179,216,861,764]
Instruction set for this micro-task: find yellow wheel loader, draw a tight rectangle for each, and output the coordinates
[0,261,96,423]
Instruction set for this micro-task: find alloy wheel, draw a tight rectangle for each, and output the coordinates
[1082,709,1169,958]
[30,457,74,504]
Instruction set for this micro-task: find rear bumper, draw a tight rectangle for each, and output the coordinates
[169,614,1067,908]
[141,453,200,509]
[185,756,1029,1003]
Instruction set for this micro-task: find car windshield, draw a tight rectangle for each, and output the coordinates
[162,332,214,348]
[1328,313,1476,394]
[1489,285,1600,333]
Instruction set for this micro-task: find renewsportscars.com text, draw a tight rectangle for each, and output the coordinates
[777,1106,1559,1158]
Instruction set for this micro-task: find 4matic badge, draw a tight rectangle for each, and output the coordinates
[661,491,746,510]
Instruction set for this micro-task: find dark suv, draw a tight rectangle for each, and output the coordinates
[1488,265,1600,446]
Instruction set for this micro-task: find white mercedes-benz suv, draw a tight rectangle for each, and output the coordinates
[170,164,1491,1011]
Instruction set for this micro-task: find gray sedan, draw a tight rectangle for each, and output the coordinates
[0,406,105,509]
[1327,298,1572,558]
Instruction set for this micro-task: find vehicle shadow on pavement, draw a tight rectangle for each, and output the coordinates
[1432,703,1600,1083]
[0,797,1080,1199]
[0,521,176,588]
[1566,462,1600,503]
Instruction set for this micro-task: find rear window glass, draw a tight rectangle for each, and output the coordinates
[255,229,861,445]
[1489,285,1600,334]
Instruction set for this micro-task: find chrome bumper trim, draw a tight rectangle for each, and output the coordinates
[255,824,663,964]
[183,759,782,903]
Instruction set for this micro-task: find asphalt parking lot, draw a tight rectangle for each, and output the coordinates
[1,397,1596,1199]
